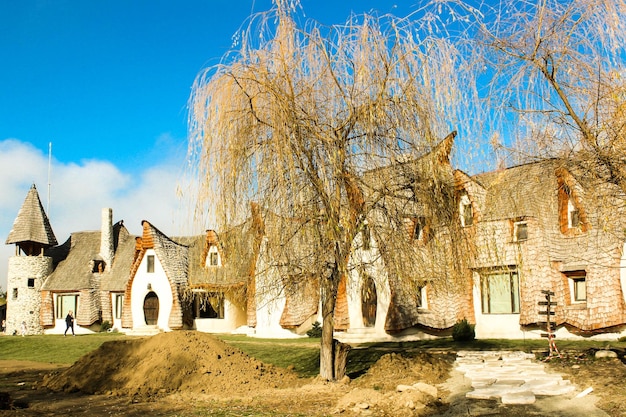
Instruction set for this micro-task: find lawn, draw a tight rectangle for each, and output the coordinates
[0,332,128,364]
[1,332,623,377]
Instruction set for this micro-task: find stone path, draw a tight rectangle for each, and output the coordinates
[455,350,576,405]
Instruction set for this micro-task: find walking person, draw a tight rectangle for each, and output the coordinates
[20,321,27,336]
[64,310,75,336]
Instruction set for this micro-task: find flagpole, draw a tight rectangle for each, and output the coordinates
[47,142,52,217]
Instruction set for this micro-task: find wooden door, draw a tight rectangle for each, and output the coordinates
[361,277,377,328]
[143,292,159,325]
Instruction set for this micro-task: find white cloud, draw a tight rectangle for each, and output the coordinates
[0,138,199,291]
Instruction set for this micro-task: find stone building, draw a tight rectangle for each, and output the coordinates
[5,141,626,341]
[5,184,57,335]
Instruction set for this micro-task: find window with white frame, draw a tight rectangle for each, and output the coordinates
[206,247,220,267]
[56,294,79,319]
[114,294,124,319]
[460,194,473,227]
[480,270,520,314]
[513,221,528,242]
[565,270,586,303]
[568,198,580,228]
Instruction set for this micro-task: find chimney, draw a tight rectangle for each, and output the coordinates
[100,208,114,272]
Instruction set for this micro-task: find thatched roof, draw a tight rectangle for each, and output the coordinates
[43,231,100,291]
[43,222,134,291]
[186,222,259,289]
[101,223,137,291]
[6,184,57,247]
[471,159,561,222]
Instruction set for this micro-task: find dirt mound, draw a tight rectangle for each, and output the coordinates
[353,351,454,391]
[42,331,302,399]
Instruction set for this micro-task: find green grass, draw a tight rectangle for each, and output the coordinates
[1,332,623,374]
[0,332,127,364]
[218,335,321,377]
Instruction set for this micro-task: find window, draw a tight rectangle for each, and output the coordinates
[27,278,35,288]
[92,260,105,273]
[146,255,155,273]
[568,199,580,228]
[362,224,371,250]
[194,292,224,319]
[460,194,473,227]
[12,288,18,300]
[481,270,520,314]
[513,221,528,242]
[416,283,428,309]
[412,217,426,241]
[114,294,124,319]
[565,270,586,303]
[56,294,79,319]
[206,247,220,267]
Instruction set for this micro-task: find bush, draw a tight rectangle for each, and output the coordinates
[100,321,111,333]
[452,318,475,342]
[306,321,322,338]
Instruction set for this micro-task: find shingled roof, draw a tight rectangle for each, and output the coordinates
[142,221,189,286]
[471,159,561,222]
[6,184,57,247]
[43,221,134,291]
[42,231,100,291]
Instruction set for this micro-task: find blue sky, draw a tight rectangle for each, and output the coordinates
[0,1,414,290]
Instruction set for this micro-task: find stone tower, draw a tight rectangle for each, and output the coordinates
[5,184,57,335]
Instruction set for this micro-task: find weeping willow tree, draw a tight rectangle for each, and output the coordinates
[188,2,476,380]
[441,0,626,193]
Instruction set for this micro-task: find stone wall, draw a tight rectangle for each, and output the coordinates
[6,255,53,335]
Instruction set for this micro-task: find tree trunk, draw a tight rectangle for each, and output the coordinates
[334,340,351,380]
[319,273,340,380]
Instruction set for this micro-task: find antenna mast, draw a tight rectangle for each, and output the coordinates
[47,142,52,217]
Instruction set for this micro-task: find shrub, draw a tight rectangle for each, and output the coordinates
[100,321,111,333]
[306,321,322,338]
[452,318,475,342]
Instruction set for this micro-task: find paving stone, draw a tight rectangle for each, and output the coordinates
[501,391,536,404]
[455,350,578,406]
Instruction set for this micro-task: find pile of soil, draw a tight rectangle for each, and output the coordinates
[42,331,303,399]
[353,351,455,391]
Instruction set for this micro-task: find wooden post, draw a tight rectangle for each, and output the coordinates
[539,290,561,359]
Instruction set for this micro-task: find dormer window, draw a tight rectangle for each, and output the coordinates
[558,179,589,234]
[513,221,528,242]
[92,260,105,274]
[412,217,426,241]
[206,247,220,267]
[460,194,473,227]
[568,198,580,228]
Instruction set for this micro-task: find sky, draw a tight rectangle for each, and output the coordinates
[0,1,416,291]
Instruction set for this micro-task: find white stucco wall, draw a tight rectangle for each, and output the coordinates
[130,249,174,331]
[254,271,302,338]
[346,233,391,338]
[472,270,626,341]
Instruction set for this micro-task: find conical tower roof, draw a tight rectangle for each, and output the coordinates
[6,184,57,247]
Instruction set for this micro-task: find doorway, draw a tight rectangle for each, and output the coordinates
[361,276,377,327]
[143,291,159,325]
